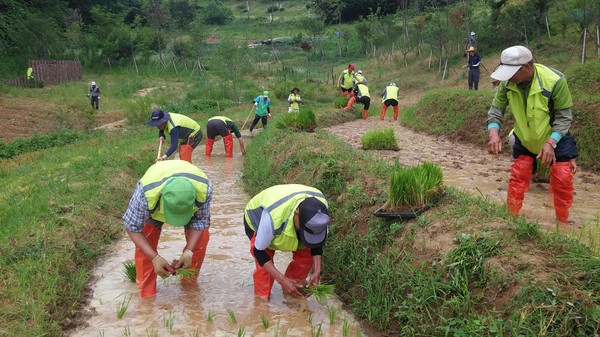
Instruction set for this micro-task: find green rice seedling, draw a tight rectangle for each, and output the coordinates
[226,307,237,324]
[333,97,349,108]
[296,109,317,130]
[164,311,175,332]
[342,319,350,336]
[327,306,338,324]
[207,310,214,323]
[388,161,444,209]
[189,327,200,337]
[361,128,399,150]
[99,330,105,337]
[122,260,136,283]
[237,326,246,337]
[174,268,199,281]
[116,295,131,319]
[121,325,131,337]
[261,313,270,328]
[304,284,335,302]
[311,322,323,337]
[146,329,158,337]
[307,312,313,323]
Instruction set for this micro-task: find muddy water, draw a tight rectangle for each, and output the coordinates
[70,139,364,337]
[326,119,600,229]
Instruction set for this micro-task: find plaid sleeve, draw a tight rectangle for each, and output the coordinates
[188,180,212,230]
[122,182,150,233]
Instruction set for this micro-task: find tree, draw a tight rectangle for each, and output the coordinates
[189,16,207,74]
[217,39,248,100]
[146,0,169,67]
[65,9,83,60]
[203,0,233,25]
[301,17,327,57]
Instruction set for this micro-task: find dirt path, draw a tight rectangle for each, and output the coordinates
[325,117,600,229]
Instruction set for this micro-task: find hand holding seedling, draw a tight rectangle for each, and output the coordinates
[173,248,193,269]
[152,255,174,279]
[279,276,304,298]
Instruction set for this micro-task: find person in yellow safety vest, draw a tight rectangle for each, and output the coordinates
[353,70,367,86]
[381,82,399,121]
[336,64,355,97]
[344,83,371,120]
[244,184,330,301]
[122,160,212,298]
[287,87,301,113]
[147,109,203,163]
[27,67,34,80]
[205,116,246,157]
[487,46,578,224]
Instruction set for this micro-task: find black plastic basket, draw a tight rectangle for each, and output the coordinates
[373,191,446,220]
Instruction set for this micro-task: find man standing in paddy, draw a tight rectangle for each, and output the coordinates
[243,184,330,301]
[147,109,203,163]
[205,116,246,157]
[486,45,578,224]
[122,160,212,298]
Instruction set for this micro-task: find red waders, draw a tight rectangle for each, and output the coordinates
[135,224,210,298]
[205,138,215,156]
[363,110,368,120]
[380,105,387,120]
[550,162,574,223]
[249,235,313,300]
[223,134,234,157]
[507,155,533,215]
[179,137,193,163]
[344,97,355,110]
[393,106,399,120]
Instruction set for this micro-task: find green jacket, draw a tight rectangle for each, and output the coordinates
[244,184,328,252]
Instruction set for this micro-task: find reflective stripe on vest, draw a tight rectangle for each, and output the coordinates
[503,64,565,153]
[244,184,327,252]
[208,116,232,124]
[383,86,399,101]
[140,161,209,223]
[165,113,200,138]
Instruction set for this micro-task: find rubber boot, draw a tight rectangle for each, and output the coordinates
[135,224,161,298]
[205,138,215,157]
[380,105,387,120]
[393,106,399,121]
[250,235,276,300]
[342,91,348,98]
[344,97,356,110]
[223,134,234,157]
[363,109,368,120]
[550,162,574,223]
[284,247,313,282]
[181,229,210,284]
[507,155,534,215]
[179,144,193,163]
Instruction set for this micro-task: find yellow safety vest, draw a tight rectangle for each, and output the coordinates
[209,116,233,123]
[140,160,209,223]
[496,64,570,153]
[383,86,399,101]
[165,113,201,139]
[356,84,370,98]
[288,94,301,110]
[244,184,328,252]
[340,70,354,89]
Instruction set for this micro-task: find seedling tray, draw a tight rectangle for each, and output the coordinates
[374,191,446,220]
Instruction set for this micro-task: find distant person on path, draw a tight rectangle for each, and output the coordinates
[88,81,100,109]
[486,45,578,224]
[380,82,399,121]
[249,91,271,133]
[27,67,34,80]
[337,64,355,98]
[243,184,330,301]
[205,116,246,157]
[465,46,481,90]
[464,31,477,54]
[344,82,371,120]
[287,87,301,113]
[123,160,212,298]
[147,109,203,163]
[353,70,367,86]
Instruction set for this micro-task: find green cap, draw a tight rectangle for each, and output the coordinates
[162,178,195,227]
[263,91,269,97]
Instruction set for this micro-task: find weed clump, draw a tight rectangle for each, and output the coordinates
[361,128,399,150]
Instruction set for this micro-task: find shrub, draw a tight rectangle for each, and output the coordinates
[361,128,399,150]
[203,0,233,25]
[388,161,444,208]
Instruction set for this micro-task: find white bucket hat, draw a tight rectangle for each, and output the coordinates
[490,46,533,81]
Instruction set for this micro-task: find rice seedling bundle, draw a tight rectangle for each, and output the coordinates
[304,284,335,302]
[174,268,199,280]
[388,161,444,208]
[122,260,136,283]
[361,128,399,150]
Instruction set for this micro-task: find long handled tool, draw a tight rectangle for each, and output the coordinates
[241,106,255,131]
[156,138,163,160]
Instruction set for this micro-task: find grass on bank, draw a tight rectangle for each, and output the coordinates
[242,123,600,336]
